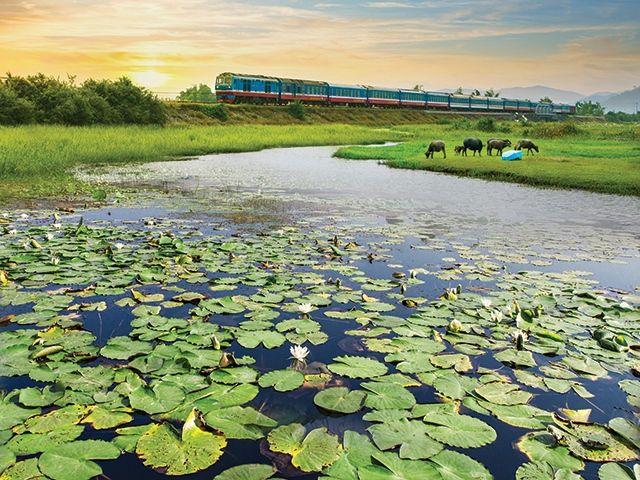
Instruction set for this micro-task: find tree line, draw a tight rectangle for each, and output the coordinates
[0,73,166,125]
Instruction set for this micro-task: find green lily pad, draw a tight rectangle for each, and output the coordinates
[422,414,497,448]
[128,381,185,415]
[368,419,443,460]
[313,387,366,414]
[267,423,340,472]
[258,370,304,392]
[38,440,121,480]
[517,432,584,471]
[362,382,416,410]
[328,356,388,379]
[213,464,277,480]
[136,409,226,475]
[429,449,493,480]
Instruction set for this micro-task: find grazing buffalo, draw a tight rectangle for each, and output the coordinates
[425,140,446,159]
[515,139,539,155]
[487,138,512,156]
[462,137,483,156]
[454,145,464,155]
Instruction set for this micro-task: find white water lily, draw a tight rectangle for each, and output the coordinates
[481,298,493,309]
[490,309,503,323]
[45,233,54,241]
[19,213,28,220]
[50,256,60,266]
[52,223,63,229]
[114,242,125,250]
[289,345,310,362]
[297,303,313,315]
[8,229,17,235]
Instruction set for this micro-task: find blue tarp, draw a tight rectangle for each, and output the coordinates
[502,150,523,161]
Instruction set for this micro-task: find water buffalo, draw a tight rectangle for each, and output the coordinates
[487,138,511,156]
[515,139,539,155]
[462,137,483,156]
[425,140,446,159]
[454,145,464,155]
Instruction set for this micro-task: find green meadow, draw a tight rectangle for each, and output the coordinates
[0,124,407,197]
[335,122,640,196]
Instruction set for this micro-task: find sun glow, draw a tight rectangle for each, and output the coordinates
[129,70,171,89]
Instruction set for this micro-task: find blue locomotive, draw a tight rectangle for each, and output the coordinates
[214,72,576,115]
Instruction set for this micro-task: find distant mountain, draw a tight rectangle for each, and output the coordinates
[601,86,640,113]
[581,91,617,104]
[497,86,585,104]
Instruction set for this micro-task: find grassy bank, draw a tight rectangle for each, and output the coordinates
[166,102,520,126]
[0,124,408,198]
[335,123,640,196]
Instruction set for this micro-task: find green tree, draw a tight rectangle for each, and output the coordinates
[539,96,553,103]
[413,84,423,91]
[453,87,464,95]
[575,100,604,116]
[471,89,481,97]
[484,88,500,97]
[177,84,216,103]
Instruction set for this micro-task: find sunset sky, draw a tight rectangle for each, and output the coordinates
[1,0,639,96]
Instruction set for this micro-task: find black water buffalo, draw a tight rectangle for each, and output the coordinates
[515,139,539,155]
[425,140,446,159]
[487,138,512,156]
[454,145,464,155]
[462,137,483,156]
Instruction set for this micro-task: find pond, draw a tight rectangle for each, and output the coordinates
[1,146,638,480]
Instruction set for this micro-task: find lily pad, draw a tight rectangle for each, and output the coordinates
[267,423,340,472]
[136,409,226,475]
[258,370,304,392]
[328,355,388,379]
[313,387,366,414]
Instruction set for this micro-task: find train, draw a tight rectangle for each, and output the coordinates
[214,72,576,115]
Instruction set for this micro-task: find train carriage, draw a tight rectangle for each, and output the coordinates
[215,72,280,103]
[470,96,489,110]
[399,89,427,108]
[328,84,367,105]
[426,92,450,109]
[365,86,401,107]
[450,95,471,109]
[488,97,504,110]
[517,100,534,112]
[280,78,329,104]
[503,98,519,111]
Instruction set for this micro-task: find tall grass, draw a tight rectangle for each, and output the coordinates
[0,124,408,195]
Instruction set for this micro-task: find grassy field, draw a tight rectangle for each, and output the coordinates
[0,124,408,198]
[335,122,640,196]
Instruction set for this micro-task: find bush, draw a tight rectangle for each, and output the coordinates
[178,84,216,103]
[531,121,581,138]
[476,117,496,132]
[0,73,166,125]
[199,103,228,121]
[286,101,305,120]
[0,86,35,124]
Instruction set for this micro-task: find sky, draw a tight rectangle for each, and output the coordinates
[1,0,639,96]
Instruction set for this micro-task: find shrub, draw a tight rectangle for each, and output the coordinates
[178,84,216,103]
[199,103,229,121]
[476,117,496,132]
[0,73,166,125]
[531,121,581,138]
[286,101,305,120]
